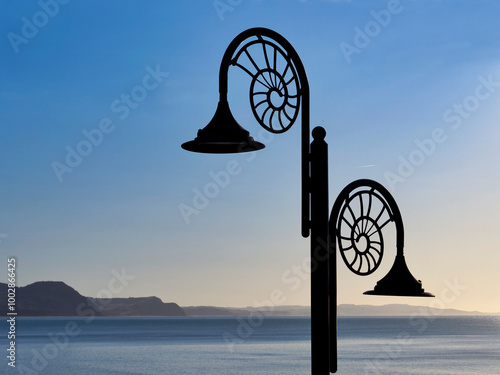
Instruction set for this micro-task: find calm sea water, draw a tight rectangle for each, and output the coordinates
[1,316,499,374]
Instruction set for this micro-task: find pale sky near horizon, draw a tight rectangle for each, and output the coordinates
[1,0,500,313]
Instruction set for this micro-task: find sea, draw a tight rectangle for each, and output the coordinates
[1,315,499,375]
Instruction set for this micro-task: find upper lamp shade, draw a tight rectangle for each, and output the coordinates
[181,101,265,154]
[364,254,434,297]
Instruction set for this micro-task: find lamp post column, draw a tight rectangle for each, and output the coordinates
[310,127,331,374]
[181,27,435,373]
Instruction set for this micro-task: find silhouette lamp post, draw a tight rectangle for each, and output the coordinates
[182,27,433,374]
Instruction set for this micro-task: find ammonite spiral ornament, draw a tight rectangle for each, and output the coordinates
[231,36,301,133]
[333,184,397,276]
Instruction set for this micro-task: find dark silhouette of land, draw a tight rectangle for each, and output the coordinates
[1,281,90,316]
[0,281,496,317]
[0,281,184,317]
[88,296,185,316]
[184,304,496,317]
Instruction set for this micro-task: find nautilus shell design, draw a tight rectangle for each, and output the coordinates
[334,185,397,276]
[231,35,301,133]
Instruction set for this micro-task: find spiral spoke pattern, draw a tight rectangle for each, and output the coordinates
[232,37,300,133]
[336,189,394,275]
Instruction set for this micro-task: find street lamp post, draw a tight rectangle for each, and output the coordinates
[181,27,433,374]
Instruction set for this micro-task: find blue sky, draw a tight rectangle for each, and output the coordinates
[1,0,500,313]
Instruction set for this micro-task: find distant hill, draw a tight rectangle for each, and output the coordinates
[0,282,185,317]
[183,306,239,316]
[182,304,496,317]
[0,281,91,316]
[337,303,492,316]
[89,296,185,316]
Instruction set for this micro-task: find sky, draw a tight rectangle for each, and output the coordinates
[1,0,499,314]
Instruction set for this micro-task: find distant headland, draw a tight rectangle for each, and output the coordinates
[0,281,185,317]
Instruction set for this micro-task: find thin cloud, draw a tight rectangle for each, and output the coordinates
[355,164,376,168]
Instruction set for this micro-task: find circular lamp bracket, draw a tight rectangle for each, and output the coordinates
[231,37,301,134]
[330,179,402,276]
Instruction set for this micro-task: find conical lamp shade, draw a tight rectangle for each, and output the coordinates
[364,254,434,297]
[181,101,265,154]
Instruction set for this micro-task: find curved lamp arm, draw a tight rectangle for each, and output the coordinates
[329,178,433,294]
[216,28,311,237]
[329,179,404,273]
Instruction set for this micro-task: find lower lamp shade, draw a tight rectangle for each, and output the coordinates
[364,254,434,297]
